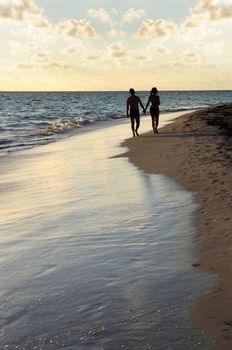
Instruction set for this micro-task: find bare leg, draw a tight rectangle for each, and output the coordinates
[135,117,140,136]
[155,112,159,133]
[130,118,136,137]
[151,115,155,133]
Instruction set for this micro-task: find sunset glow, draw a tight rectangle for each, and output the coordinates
[1,0,232,91]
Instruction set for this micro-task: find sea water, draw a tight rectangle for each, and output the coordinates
[0,118,216,349]
[0,90,231,155]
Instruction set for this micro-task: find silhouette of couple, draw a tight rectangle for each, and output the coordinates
[126,88,160,137]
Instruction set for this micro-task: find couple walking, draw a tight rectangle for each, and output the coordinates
[126,88,160,137]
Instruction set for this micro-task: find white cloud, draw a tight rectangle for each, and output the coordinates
[62,40,86,55]
[183,13,206,28]
[0,0,39,21]
[107,41,127,57]
[40,61,70,69]
[183,51,202,63]
[107,29,124,38]
[87,8,112,23]
[153,45,170,54]
[0,0,51,30]
[33,52,51,62]
[17,0,39,13]
[137,19,176,38]
[122,8,146,22]
[63,44,80,54]
[57,19,96,38]
[192,39,225,56]
[16,50,70,69]
[8,39,36,55]
[17,62,35,69]
[204,40,225,54]
[134,54,147,60]
[28,14,49,28]
[183,0,232,28]
[86,55,98,60]
[112,8,118,16]
[194,0,232,21]
[165,49,218,70]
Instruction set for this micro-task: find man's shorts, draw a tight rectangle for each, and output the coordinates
[130,109,140,119]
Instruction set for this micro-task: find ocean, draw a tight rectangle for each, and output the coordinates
[0,90,231,155]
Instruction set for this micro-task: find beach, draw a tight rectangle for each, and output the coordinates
[1,0,232,346]
[0,112,216,349]
[122,104,232,349]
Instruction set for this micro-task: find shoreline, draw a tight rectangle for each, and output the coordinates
[0,116,214,349]
[121,104,232,349]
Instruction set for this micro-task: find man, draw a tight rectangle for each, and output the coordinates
[126,88,145,137]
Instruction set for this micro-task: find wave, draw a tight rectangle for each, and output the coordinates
[40,108,203,137]
[0,137,55,151]
[39,114,125,136]
[0,114,125,152]
[160,106,210,113]
[0,139,14,145]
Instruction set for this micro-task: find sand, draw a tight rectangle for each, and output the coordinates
[121,104,232,350]
[1,117,213,348]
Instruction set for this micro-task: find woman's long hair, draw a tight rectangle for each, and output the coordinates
[150,87,158,95]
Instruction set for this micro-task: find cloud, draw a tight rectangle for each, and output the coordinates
[33,52,51,62]
[107,41,127,57]
[107,29,124,38]
[0,0,51,30]
[8,39,36,55]
[63,44,80,54]
[16,51,70,69]
[153,45,170,54]
[193,39,225,55]
[134,54,147,60]
[17,62,35,69]
[58,19,96,38]
[87,8,112,23]
[183,51,202,63]
[204,40,225,54]
[29,14,49,28]
[86,55,98,60]
[40,61,70,69]
[165,50,216,70]
[0,0,39,21]
[112,8,118,16]
[137,19,176,38]
[122,8,146,22]
[194,0,232,21]
[63,40,86,55]
[183,13,205,28]
[183,0,232,28]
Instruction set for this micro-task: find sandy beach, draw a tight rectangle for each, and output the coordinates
[122,104,232,349]
[0,113,216,349]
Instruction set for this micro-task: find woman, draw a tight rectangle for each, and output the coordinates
[145,87,160,133]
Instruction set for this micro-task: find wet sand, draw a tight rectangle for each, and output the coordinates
[122,104,232,350]
[0,117,214,349]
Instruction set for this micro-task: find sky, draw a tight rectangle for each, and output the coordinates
[0,0,232,91]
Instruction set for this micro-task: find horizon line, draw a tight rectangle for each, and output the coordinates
[0,89,232,93]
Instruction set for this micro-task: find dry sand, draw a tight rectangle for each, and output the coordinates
[121,104,232,350]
